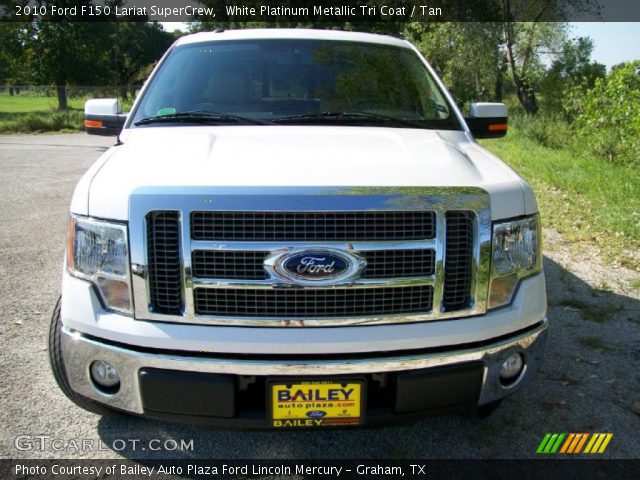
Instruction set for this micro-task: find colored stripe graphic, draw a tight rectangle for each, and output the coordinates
[537,433,552,453]
[539,433,613,454]
[559,434,575,454]
[544,434,559,453]
[573,433,589,453]
[584,434,599,453]
[597,434,613,453]
[550,433,565,453]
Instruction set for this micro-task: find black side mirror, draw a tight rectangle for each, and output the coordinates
[465,103,508,139]
[84,99,127,136]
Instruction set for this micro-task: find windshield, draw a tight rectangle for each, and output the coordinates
[130,39,461,130]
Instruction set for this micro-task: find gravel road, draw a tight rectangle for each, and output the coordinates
[0,133,638,460]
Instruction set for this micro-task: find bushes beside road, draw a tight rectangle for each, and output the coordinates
[483,124,640,271]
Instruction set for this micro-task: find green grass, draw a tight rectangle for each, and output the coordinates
[482,127,640,270]
[0,93,134,134]
[0,109,84,133]
[0,94,87,133]
[0,94,85,113]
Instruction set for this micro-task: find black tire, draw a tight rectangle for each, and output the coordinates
[474,399,502,419]
[48,296,117,416]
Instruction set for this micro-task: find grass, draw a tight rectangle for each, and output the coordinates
[482,126,640,271]
[0,110,84,134]
[0,94,85,113]
[0,95,86,133]
[0,93,133,134]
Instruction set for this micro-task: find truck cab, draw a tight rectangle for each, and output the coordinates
[50,29,547,428]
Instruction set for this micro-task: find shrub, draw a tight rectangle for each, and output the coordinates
[566,61,640,166]
[509,111,572,150]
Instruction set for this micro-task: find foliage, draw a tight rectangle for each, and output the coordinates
[540,36,605,112]
[509,110,570,150]
[0,1,174,110]
[483,124,640,270]
[0,109,84,133]
[104,20,173,100]
[406,22,503,110]
[567,61,640,166]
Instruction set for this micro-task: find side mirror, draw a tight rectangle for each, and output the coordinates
[465,103,508,139]
[84,99,127,136]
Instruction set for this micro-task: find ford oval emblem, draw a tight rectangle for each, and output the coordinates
[306,410,327,419]
[282,251,350,281]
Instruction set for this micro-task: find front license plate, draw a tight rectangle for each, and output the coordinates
[269,380,363,428]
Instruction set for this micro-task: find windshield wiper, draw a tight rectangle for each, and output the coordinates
[134,110,271,126]
[272,111,425,129]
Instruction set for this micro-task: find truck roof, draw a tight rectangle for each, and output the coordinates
[174,28,411,49]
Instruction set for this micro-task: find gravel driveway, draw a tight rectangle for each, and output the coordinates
[0,133,638,460]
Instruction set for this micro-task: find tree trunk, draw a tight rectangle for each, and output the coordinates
[119,84,128,101]
[503,18,538,115]
[494,54,506,102]
[56,85,68,111]
[514,77,538,115]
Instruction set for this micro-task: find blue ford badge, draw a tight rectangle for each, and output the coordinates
[306,410,327,419]
[282,251,350,280]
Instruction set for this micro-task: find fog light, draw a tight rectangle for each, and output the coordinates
[499,353,524,385]
[90,360,120,392]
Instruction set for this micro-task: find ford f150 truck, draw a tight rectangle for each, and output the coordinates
[50,29,547,428]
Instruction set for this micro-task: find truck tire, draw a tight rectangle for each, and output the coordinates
[48,296,117,416]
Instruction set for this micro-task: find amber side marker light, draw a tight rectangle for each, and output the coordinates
[488,123,508,131]
[84,119,103,128]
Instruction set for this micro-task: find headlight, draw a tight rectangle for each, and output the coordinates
[488,214,541,309]
[67,216,132,314]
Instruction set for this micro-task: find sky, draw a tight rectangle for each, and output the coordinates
[570,22,639,70]
[161,22,640,71]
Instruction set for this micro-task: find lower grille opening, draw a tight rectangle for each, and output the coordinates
[194,286,433,318]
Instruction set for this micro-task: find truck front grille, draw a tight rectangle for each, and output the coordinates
[191,211,435,241]
[191,249,435,280]
[137,192,485,326]
[193,286,434,318]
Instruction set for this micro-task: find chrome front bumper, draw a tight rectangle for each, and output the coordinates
[61,319,547,417]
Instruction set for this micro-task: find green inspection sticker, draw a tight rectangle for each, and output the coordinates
[156,107,176,116]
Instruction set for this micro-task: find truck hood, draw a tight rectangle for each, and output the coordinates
[77,126,535,220]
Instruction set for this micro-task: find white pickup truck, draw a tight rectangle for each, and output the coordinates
[50,28,547,428]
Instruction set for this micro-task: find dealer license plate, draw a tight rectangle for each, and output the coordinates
[269,380,363,428]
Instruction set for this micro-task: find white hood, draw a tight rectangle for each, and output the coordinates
[72,126,536,220]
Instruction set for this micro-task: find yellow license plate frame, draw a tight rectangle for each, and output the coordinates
[269,379,364,428]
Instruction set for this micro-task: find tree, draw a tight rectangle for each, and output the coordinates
[29,1,111,109]
[569,61,640,165]
[541,36,605,112]
[406,22,504,109]
[502,20,567,114]
[500,0,600,115]
[0,15,31,89]
[107,21,173,100]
